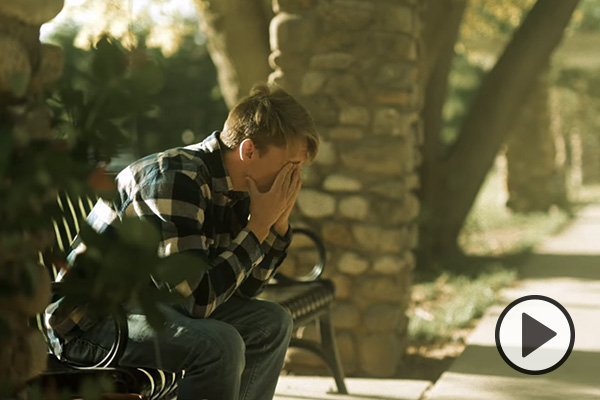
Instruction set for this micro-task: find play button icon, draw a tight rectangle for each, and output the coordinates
[495,295,575,375]
[522,312,557,358]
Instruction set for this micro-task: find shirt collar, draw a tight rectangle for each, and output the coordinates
[186,131,243,197]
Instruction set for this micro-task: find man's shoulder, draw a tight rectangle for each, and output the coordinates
[123,146,212,185]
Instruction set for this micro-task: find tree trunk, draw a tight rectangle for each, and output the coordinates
[505,68,569,212]
[432,0,580,256]
[418,0,467,265]
[194,0,272,107]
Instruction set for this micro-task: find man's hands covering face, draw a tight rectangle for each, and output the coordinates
[246,163,302,242]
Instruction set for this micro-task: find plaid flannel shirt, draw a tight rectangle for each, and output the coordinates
[47,132,292,340]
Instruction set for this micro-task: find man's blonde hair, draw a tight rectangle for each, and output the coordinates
[221,83,319,161]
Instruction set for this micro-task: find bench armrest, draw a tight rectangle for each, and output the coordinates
[47,282,129,369]
[273,227,326,283]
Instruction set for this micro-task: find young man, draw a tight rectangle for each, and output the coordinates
[47,83,319,400]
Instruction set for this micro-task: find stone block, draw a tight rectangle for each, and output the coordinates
[376,4,414,34]
[322,222,357,248]
[332,301,361,329]
[274,0,315,13]
[374,108,413,136]
[325,74,365,104]
[301,71,328,95]
[374,91,413,107]
[0,0,63,26]
[0,36,31,97]
[351,224,411,252]
[319,0,375,30]
[358,333,399,377]
[304,95,339,125]
[310,52,354,70]
[405,173,420,190]
[373,255,406,275]
[356,276,403,302]
[408,224,419,249]
[29,44,63,94]
[367,179,405,200]
[269,50,303,73]
[351,225,383,252]
[297,189,336,218]
[313,140,337,166]
[379,227,409,253]
[340,141,407,176]
[330,273,352,299]
[339,196,369,220]
[323,174,362,192]
[329,126,364,140]
[338,252,369,275]
[300,164,321,186]
[339,106,370,126]
[404,192,420,222]
[314,31,357,53]
[364,304,403,332]
[270,13,316,54]
[367,32,418,61]
[375,62,417,91]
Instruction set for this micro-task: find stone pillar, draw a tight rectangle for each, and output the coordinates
[0,0,64,390]
[506,73,568,212]
[270,0,421,377]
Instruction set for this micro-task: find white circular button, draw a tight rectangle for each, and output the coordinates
[495,295,575,375]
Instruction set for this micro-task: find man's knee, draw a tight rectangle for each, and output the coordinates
[188,322,245,374]
[259,300,293,341]
[214,323,246,365]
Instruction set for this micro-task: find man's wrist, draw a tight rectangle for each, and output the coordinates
[247,220,269,242]
[273,219,289,236]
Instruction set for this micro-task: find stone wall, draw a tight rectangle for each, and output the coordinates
[269,0,421,377]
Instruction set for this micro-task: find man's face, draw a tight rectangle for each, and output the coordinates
[247,141,308,192]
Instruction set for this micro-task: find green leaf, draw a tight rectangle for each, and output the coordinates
[138,290,166,333]
[119,218,161,250]
[156,252,207,287]
[91,35,127,84]
[78,223,113,253]
[99,89,134,119]
[130,59,164,96]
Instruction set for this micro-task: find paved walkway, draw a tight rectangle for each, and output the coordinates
[425,204,600,400]
[275,205,600,400]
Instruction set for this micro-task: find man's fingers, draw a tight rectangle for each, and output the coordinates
[272,163,295,191]
[288,166,301,195]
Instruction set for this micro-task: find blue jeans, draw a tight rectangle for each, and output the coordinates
[62,296,293,400]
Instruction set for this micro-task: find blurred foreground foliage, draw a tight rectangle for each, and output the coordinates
[42,29,227,329]
[2,24,227,347]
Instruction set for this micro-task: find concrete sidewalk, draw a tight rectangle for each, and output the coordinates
[425,205,600,400]
[274,376,431,400]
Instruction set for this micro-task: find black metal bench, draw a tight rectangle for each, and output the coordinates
[33,192,347,398]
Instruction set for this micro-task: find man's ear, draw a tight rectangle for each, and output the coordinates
[239,138,255,162]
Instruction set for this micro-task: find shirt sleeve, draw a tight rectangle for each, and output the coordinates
[123,171,266,318]
[236,225,293,298]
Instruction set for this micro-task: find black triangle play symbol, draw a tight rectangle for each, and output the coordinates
[522,312,557,358]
